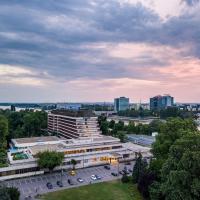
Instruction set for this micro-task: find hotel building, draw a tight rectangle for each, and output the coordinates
[0,110,152,181]
[48,110,101,139]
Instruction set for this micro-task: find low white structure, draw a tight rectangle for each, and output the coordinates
[0,135,152,181]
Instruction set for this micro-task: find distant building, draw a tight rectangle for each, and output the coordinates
[130,103,150,110]
[10,105,16,111]
[56,103,81,110]
[176,103,200,111]
[114,97,129,112]
[150,95,174,110]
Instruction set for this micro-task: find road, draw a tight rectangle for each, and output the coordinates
[3,162,135,200]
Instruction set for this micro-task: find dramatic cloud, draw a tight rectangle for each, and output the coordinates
[183,0,200,6]
[0,0,200,102]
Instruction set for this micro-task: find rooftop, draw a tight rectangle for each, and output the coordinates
[12,136,60,144]
[50,109,96,117]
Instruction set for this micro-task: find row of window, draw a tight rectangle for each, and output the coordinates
[0,167,40,177]
[64,146,122,155]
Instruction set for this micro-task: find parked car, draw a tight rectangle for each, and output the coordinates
[104,165,110,170]
[68,179,74,185]
[77,178,84,183]
[123,169,130,174]
[125,162,131,165]
[57,181,63,187]
[95,175,101,180]
[46,182,53,189]
[119,171,124,175]
[111,172,118,176]
[91,175,97,180]
[128,169,133,173]
[69,170,76,176]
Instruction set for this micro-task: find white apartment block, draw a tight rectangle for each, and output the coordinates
[48,110,101,139]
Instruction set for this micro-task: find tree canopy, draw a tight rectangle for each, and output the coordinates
[158,133,200,200]
[37,151,64,171]
[0,186,20,200]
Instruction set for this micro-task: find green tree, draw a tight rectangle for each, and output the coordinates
[98,116,109,135]
[121,174,129,183]
[0,186,20,200]
[126,122,136,134]
[138,170,157,199]
[7,187,20,200]
[159,133,200,200]
[108,120,115,129]
[0,115,8,149]
[132,152,148,183]
[70,159,77,170]
[37,151,64,172]
[116,131,127,142]
[151,118,197,162]
[0,187,11,200]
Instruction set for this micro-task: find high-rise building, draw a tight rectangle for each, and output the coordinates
[150,95,174,110]
[48,110,101,139]
[114,97,129,112]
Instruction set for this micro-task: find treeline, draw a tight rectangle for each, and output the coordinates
[118,107,195,119]
[0,109,47,167]
[98,116,164,142]
[0,109,47,139]
[129,117,199,200]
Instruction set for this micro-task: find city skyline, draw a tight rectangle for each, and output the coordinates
[1,0,200,103]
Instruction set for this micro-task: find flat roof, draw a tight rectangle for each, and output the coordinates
[12,136,60,144]
[29,143,65,155]
[123,142,151,152]
[50,110,96,117]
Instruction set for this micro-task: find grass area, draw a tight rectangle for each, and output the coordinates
[41,180,143,200]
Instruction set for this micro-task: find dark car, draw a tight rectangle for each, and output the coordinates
[119,171,124,175]
[128,169,133,173]
[68,179,74,185]
[57,181,63,187]
[95,175,102,180]
[123,169,130,174]
[111,172,118,176]
[46,182,53,189]
[104,165,111,170]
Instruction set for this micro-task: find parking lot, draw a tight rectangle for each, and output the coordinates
[3,162,135,200]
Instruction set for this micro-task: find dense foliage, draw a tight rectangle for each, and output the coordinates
[118,107,195,119]
[0,115,9,167]
[148,118,199,200]
[151,133,200,200]
[0,109,47,168]
[0,186,20,200]
[98,116,164,141]
[132,153,148,184]
[0,109,47,139]
[118,109,152,118]
[120,117,199,200]
[37,151,64,171]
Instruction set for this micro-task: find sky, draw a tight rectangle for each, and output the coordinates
[0,0,200,103]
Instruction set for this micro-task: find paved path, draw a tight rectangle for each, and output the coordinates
[3,162,135,200]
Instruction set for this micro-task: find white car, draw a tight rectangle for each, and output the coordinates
[91,175,97,180]
[77,178,84,183]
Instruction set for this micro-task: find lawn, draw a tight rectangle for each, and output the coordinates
[40,180,143,200]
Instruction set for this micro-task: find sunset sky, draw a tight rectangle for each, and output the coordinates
[0,0,200,103]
